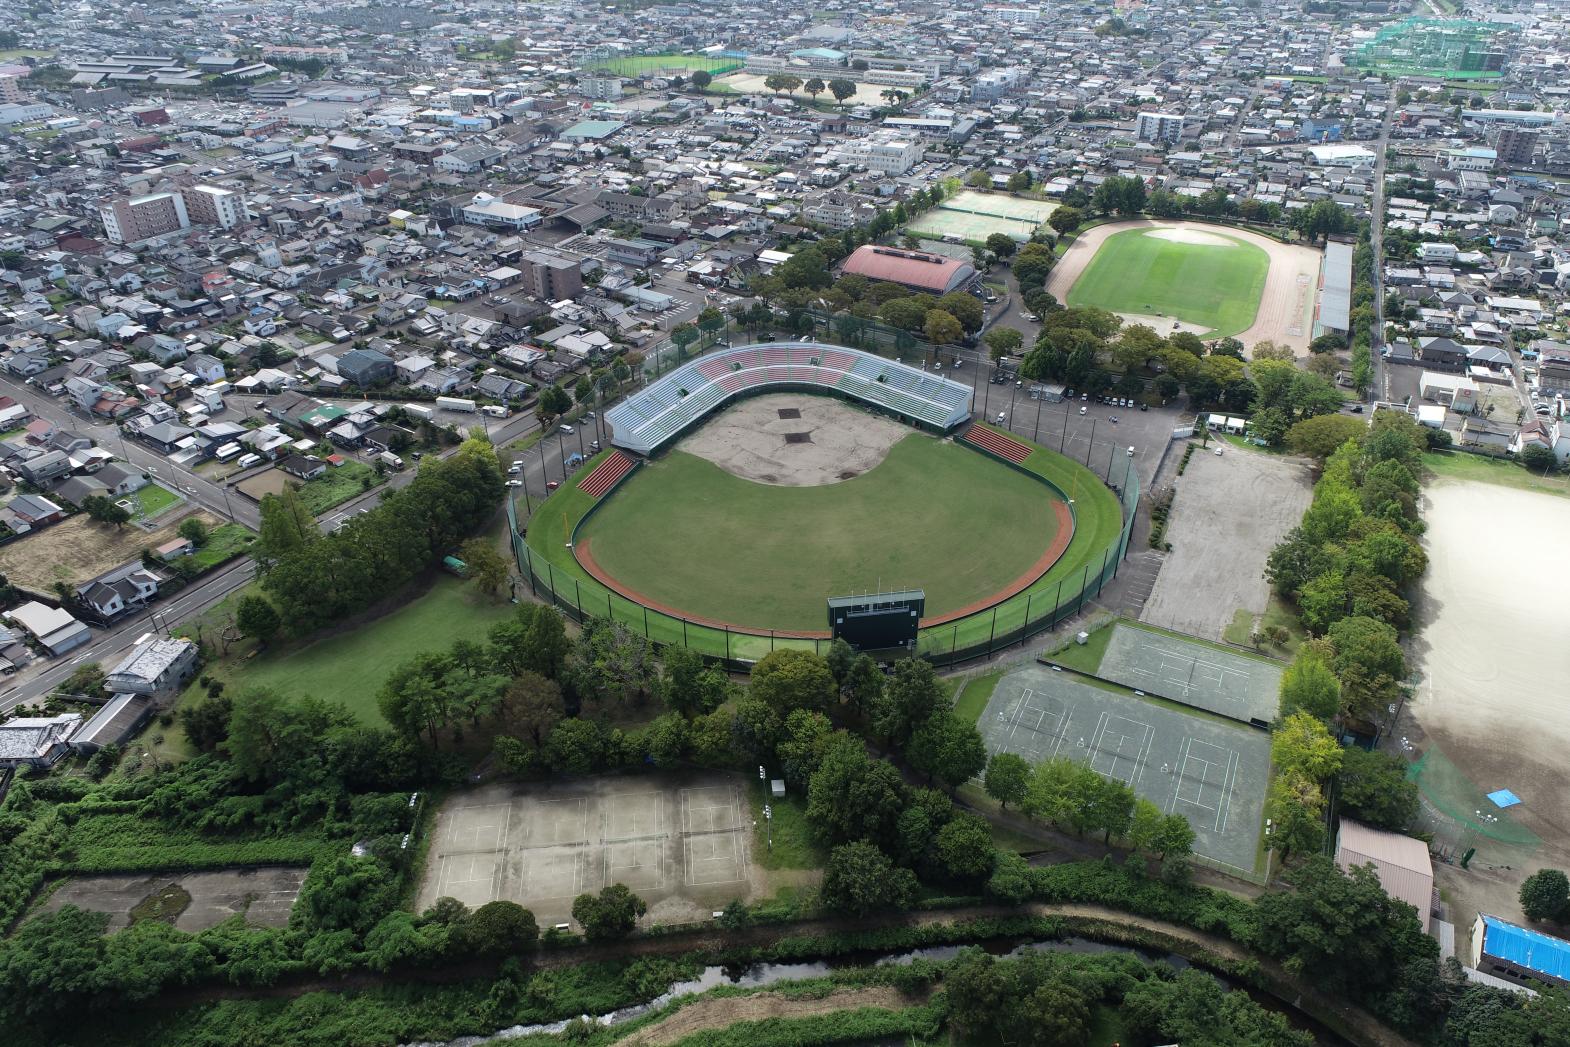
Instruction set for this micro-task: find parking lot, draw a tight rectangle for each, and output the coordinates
[418,772,760,928]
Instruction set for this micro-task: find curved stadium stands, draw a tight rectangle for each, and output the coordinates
[605,342,975,455]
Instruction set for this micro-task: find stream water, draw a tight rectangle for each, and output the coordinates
[406,934,1341,1046]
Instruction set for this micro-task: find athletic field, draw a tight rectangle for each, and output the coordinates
[577,435,1064,632]
[585,53,742,76]
[1066,227,1269,338]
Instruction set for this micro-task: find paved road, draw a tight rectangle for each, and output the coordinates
[1368,102,1396,403]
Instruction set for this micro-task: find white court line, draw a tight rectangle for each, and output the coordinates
[1087,711,1109,773]
[1166,737,1190,814]
[1218,748,1240,835]
[1134,721,1155,789]
[1004,687,1034,749]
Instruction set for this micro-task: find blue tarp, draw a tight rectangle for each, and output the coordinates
[1483,915,1570,982]
[1488,789,1522,808]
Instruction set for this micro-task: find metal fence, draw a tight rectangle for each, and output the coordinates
[505,438,1139,673]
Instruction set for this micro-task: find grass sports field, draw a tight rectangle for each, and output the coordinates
[577,435,1061,631]
[1066,227,1269,338]
[523,422,1124,661]
[586,53,742,76]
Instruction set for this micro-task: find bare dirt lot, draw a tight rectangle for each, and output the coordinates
[1407,479,1570,955]
[1140,446,1313,640]
[234,468,290,502]
[1046,220,1323,354]
[677,393,908,487]
[38,866,307,932]
[419,772,760,929]
[0,507,221,593]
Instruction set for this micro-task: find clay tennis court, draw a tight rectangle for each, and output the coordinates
[419,773,761,927]
[1047,220,1322,354]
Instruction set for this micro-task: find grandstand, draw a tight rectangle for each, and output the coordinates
[606,342,973,455]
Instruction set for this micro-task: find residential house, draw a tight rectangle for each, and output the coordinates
[280,454,326,480]
[336,347,395,387]
[0,714,83,769]
[104,635,199,700]
[1,493,65,531]
[5,601,92,656]
[76,561,162,619]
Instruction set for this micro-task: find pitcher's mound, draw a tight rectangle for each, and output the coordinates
[678,392,908,486]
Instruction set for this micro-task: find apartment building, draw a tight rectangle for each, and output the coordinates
[1136,112,1186,145]
[841,136,922,175]
[99,190,189,244]
[183,184,246,229]
[517,251,584,301]
[1495,127,1539,167]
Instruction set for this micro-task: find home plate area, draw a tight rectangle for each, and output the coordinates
[419,774,754,928]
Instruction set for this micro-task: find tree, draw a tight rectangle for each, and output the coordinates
[806,735,906,850]
[458,537,509,597]
[749,649,836,713]
[821,841,917,915]
[255,487,316,572]
[1006,170,1032,192]
[907,711,987,790]
[235,595,282,645]
[1279,648,1341,721]
[500,671,563,748]
[1327,615,1406,719]
[463,901,538,955]
[1520,869,1570,923]
[875,658,947,745]
[1047,206,1083,236]
[985,232,1017,258]
[984,326,1023,361]
[828,78,856,104]
[177,517,210,547]
[935,813,997,885]
[543,717,606,776]
[1272,711,1343,782]
[659,645,727,718]
[1521,444,1559,474]
[923,308,964,346]
[536,384,572,424]
[967,170,992,188]
[984,752,1030,810]
[775,246,831,290]
[1336,747,1419,832]
[937,291,984,333]
[804,76,824,101]
[81,495,131,528]
[1287,415,1366,460]
[775,709,834,790]
[690,69,711,91]
[571,884,646,941]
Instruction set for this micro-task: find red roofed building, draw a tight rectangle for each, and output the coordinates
[132,107,169,127]
[840,245,978,295]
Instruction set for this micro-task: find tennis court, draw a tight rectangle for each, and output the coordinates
[1094,621,1282,725]
[980,666,1270,875]
[944,189,1060,223]
[418,773,755,927]
[907,209,1040,244]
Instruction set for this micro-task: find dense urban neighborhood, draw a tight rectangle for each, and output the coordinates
[1,0,1570,1044]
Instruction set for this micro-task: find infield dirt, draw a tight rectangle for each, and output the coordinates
[677,393,907,486]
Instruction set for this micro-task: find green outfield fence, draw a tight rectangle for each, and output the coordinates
[507,436,1138,672]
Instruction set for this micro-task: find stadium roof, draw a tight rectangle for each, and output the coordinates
[1479,914,1570,984]
[841,245,977,295]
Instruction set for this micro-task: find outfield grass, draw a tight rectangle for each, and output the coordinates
[1423,449,1570,499]
[579,435,1063,631]
[1067,227,1269,338]
[207,575,516,724]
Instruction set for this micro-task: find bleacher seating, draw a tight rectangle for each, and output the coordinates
[605,342,974,455]
[578,450,637,498]
[964,423,1032,464]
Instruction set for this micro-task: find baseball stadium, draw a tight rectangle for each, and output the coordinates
[511,342,1138,667]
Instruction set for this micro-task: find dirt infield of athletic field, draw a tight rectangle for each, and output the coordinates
[677,393,908,487]
[1046,220,1323,355]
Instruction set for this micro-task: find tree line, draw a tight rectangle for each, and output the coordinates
[251,436,505,636]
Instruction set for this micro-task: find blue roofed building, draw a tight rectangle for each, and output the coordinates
[1472,913,1570,990]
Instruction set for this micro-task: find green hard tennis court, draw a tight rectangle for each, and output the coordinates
[578,435,1062,632]
[584,53,742,75]
[521,426,1125,662]
[1066,227,1269,338]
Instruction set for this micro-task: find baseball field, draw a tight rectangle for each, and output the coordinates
[1064,226,1269,338]
[577,434,1064,632]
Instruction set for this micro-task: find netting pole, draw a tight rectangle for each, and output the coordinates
[682,617,688,647]
[1097,547,1110,595]
[574,578,581,613]
[951,624,958,657]
[1106,440,1117,482]
[1060,408,1069,453]
[1079,564,1089,611]
[643,605,649,637]
[544,561,555,600]
[1024,593,1034,641]
[987,606,998,655]
[524,547,536,596]
[724,624,731,663]
[770,630,775,652]
[606,592,612,618]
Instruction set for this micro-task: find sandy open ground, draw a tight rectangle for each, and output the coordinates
[0,507,219,593]
[1406,480,1570,947]
[677,393,907,487]
[714,73,887,106]
[1140,446,1313,639]
[39,867,306,932]
[1047,220,1322,354]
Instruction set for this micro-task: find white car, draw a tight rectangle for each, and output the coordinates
[506,479,524,487]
